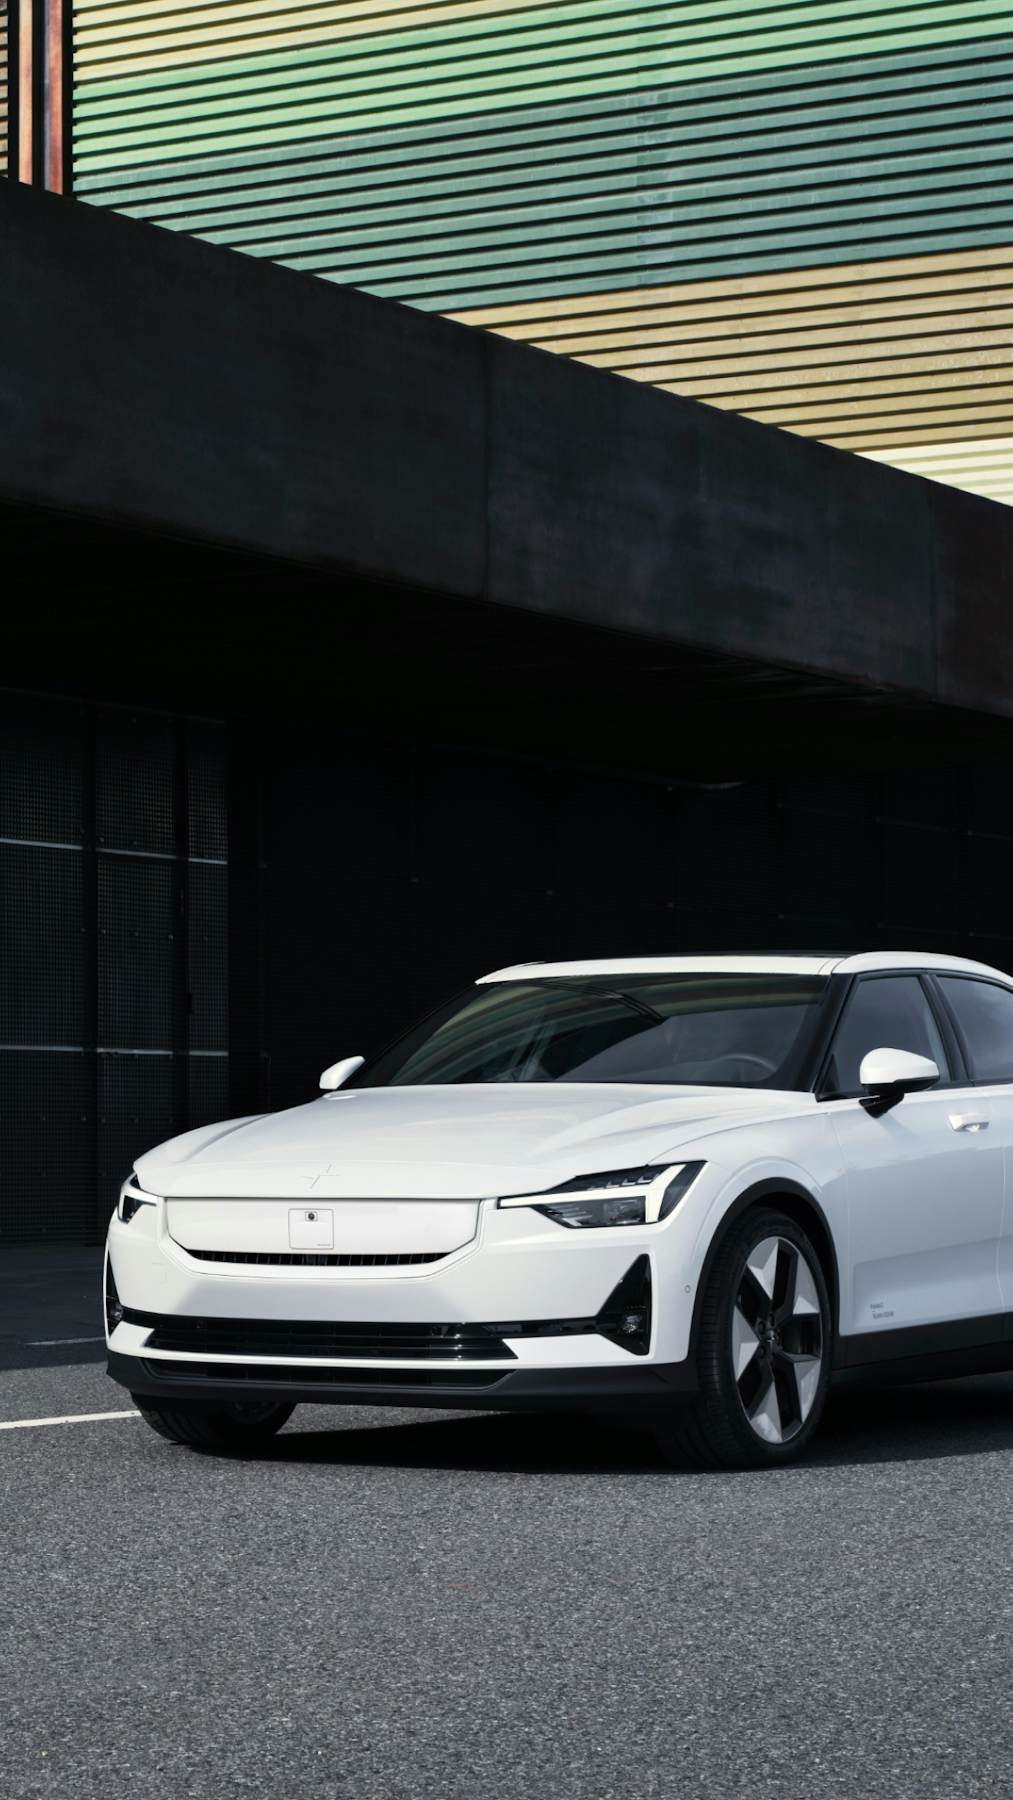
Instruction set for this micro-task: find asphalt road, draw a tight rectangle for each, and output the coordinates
[2,1252,1012,1800]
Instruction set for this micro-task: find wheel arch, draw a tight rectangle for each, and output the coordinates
[688,1177,841,1354]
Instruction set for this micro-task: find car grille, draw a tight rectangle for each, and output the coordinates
[141,1359,507,1389]
[123,1308,519,1361]
[180,1248,444,1267]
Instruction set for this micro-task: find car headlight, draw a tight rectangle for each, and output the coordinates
[118,1172,158,1223]
[497,1162,703,1228]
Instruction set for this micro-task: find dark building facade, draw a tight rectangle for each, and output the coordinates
[3,178,1013,1243]
[12,676,1013,1245]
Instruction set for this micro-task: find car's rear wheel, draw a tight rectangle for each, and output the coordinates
[132,1398,294,1453]
[656,1207,831,1469]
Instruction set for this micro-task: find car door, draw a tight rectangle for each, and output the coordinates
[933,974,1013,1317]
[820,973,1005,1348]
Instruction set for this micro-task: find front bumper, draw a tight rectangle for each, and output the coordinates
[109,1348,696,1411]
[106,1186,708,1409]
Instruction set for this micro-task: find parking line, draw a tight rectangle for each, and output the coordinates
[0,1410,139,1432]
[27,1336,106,1346]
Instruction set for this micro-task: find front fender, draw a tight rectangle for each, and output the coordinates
[685,1163,844,1353]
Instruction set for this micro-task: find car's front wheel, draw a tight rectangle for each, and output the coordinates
[132,1398,294,1453]
[657,1207,831,1469]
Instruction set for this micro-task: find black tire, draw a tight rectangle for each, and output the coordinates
[132,1397,295,1453]
[656,1207,832,1470]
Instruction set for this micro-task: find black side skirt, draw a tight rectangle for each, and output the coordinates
[833,1312,1013,1389]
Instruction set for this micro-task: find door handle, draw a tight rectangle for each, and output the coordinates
[948,1112,989,1132]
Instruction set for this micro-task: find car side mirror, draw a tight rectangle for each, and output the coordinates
[319,1055,365,1092]
[859,1047,939,1116]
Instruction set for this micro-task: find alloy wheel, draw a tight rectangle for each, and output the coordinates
[731,1235,824,1445]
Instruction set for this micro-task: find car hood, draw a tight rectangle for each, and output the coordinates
[137,1083,815,1200]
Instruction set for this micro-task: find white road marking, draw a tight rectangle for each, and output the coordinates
[26,1336,106,1346]
[0,1410,139,1432]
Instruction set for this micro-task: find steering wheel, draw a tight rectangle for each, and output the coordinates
[704,1052,778,1079]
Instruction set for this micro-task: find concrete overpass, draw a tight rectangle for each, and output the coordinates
[2,175,1011,723]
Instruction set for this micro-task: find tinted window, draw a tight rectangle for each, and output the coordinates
[939,977,1013,1082]
[824,976,947,1096]
[350,975,828,1090]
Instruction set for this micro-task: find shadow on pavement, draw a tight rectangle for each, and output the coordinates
[248,1372,1013,1475]
[812,1375,1013,1468]
[237,1409,665,1474]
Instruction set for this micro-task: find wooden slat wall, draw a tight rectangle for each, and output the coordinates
[70,0,1013,507]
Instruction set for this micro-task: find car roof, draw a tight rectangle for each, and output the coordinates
[478,952,1013,984]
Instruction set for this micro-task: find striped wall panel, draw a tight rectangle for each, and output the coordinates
[73,42,1013,307]
[71,1,1013,508]
[450,246,1013,454]
[1,3,8,176]
[73,1,1013,123]
[864,437,1013,505]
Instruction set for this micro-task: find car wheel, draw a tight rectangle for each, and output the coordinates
[132,1398,295,1453]
[656,1207,831,1469]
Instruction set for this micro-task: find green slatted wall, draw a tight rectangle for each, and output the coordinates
[72,1,1013,506]
[1,3,8,176]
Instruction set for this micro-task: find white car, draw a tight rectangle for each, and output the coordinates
[106,952,1013,1467]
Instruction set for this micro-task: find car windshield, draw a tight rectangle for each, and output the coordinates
[349,974,829,1090]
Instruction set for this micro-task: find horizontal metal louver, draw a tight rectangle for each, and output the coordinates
[451,245,1013,456]
[71,1,1013,507]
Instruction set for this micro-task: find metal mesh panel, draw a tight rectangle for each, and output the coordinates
[0,843,86,1044]
[881,822,963,935]
[187,1053,229,1130]
[678,785,779,919]
[1,1051,94,1242]
[188,860,227,1053]
[0,707,84,844]
[966,835,1013,939]
[776,801,875,934]
[97,1053,177,1226]
[188,727,227,862]
[96,718,175,854]
[97,855,176,1051]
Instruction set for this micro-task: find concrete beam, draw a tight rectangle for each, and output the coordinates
[1,178,1010,715]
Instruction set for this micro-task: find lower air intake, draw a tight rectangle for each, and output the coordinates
[124,1309,518,1361]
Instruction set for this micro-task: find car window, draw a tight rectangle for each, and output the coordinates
[938,977,1013,1082]
[823,976,948,1097]
[350,975,829,1090]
